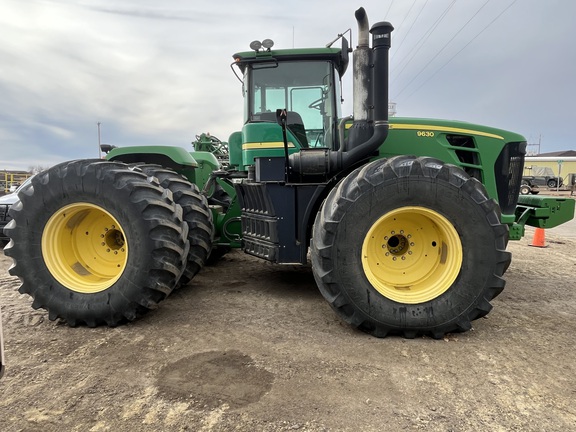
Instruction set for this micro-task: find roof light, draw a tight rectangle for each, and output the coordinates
[262,39,274,50]
[249,40,262,51]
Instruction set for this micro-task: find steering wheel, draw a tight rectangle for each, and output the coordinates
[308,98,324,110]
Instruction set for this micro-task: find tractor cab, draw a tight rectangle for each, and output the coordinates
[230,43,349,171]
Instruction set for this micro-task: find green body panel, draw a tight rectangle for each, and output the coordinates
[212,178,242,248]
[380,118,576,239]
[106,146,222,191]
[106,145,198,183]
[106,145,198,168]
[239,123,303,171]
[189,151,220,189]
[382,117,525,202]
[228,131,243,169]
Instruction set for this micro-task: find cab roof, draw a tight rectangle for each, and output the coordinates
[233,47,349,76]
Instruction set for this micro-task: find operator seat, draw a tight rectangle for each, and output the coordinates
[254,111,309,148]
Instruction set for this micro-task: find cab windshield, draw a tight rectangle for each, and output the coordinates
[246,61,340,148]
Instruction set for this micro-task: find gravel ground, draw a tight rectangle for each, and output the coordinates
[0,221,575,431]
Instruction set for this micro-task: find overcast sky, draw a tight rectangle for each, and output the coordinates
[2,0,575,171]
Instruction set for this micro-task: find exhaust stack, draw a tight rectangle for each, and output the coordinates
[289,9,393,176]
[341,19,394,168]
[347,7,373,149]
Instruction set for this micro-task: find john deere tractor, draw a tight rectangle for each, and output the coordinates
[4,8,574,338]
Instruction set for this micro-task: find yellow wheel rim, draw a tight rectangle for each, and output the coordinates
[42,203,128,293]
[361,206,462,304]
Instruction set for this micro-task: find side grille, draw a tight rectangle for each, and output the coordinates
[446,134,482,181]
[494,141,526,215]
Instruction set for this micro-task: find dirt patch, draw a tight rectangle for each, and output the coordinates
[157,350,274,409]
[1,229,576,431]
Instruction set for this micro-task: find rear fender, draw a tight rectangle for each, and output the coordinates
[106,146,198,182]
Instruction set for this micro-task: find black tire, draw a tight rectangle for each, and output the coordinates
[520,185,531,195]
[205,179,233,264]
[133,164,213,286]
[208,182,233,212]
[547,179,557,188]
[311,156,510,339]
[3,159,189,327]
[205,245,232,265]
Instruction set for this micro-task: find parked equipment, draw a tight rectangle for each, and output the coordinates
[4,8,575,338]
[520,180,540,195]
[523,166,563,189]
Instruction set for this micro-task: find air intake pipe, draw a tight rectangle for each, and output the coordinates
[288,10,393,176]
[347,7,373,149]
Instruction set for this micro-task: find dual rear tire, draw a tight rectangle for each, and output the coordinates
[4,160,212,326]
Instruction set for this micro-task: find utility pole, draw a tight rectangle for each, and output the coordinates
[526,134,541,156]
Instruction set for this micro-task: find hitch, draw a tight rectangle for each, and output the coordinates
[510,195,576,240]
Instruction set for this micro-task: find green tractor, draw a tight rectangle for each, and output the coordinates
[4,8,574,338]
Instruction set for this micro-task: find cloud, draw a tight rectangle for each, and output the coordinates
[1,0,576,171]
